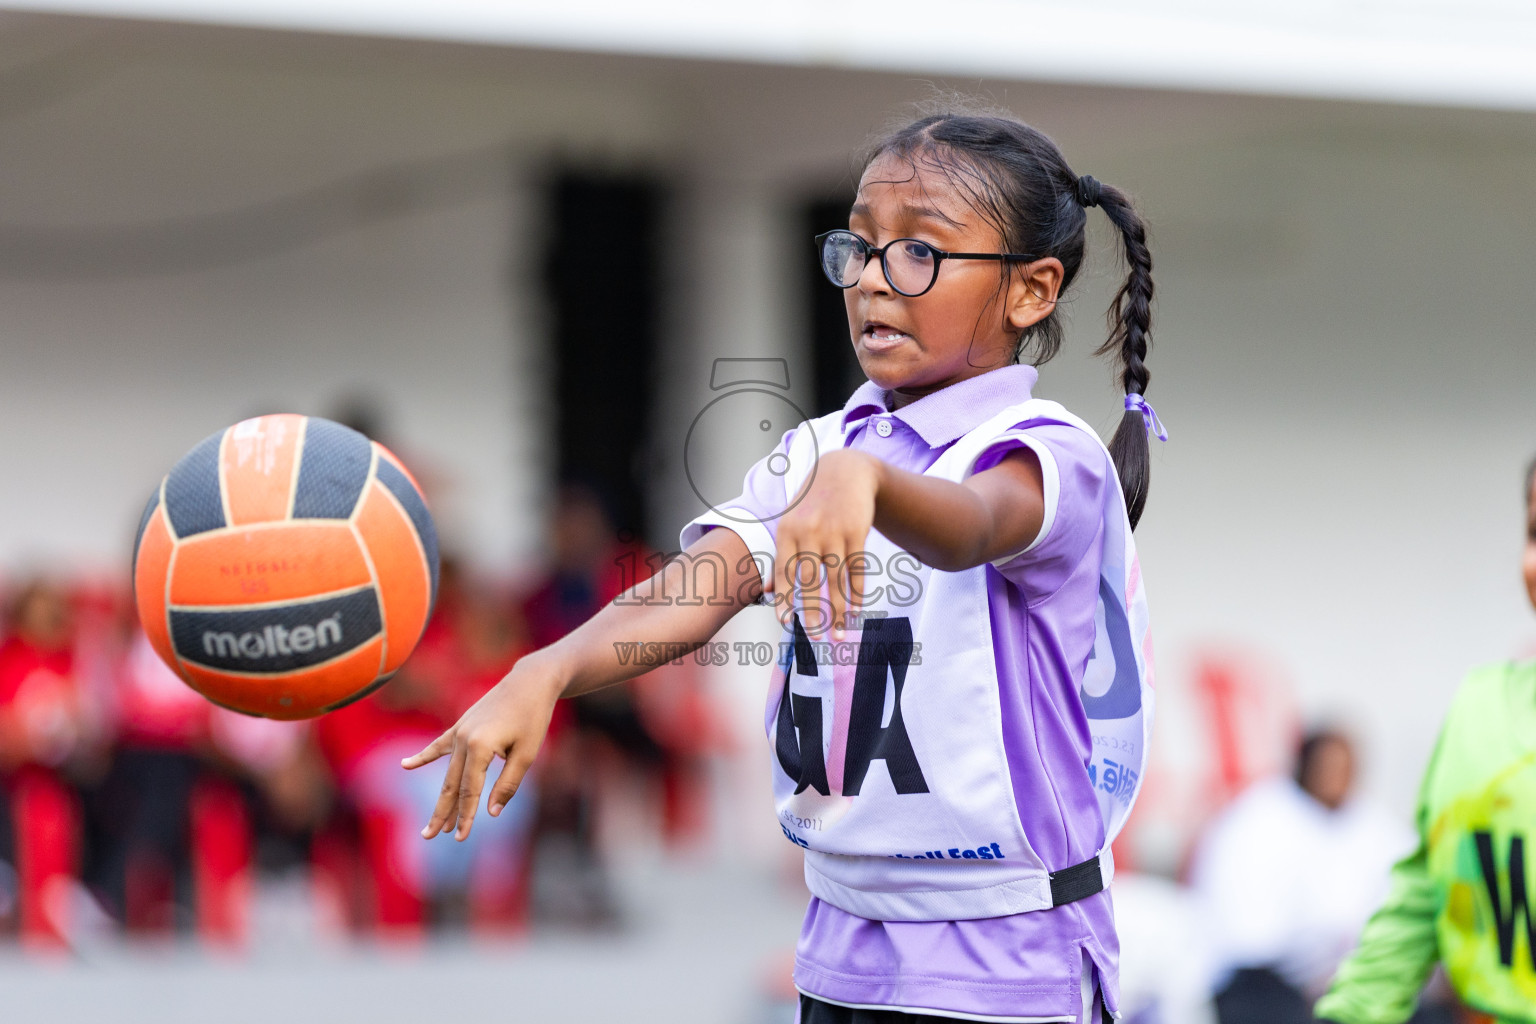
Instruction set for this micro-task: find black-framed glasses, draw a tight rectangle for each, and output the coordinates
[815,229,1037,298]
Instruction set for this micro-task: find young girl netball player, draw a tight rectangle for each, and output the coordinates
[1316,460,1536,1024]
[404,104,1162,1023]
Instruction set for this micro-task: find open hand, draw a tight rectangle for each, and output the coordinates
[774,448,883,642]
[400,651,566,841]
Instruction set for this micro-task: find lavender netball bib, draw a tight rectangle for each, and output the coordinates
[768,400,1154,921]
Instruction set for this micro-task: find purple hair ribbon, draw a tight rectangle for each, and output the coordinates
[1124,393,1168,442]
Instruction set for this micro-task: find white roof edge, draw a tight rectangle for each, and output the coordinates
[7,0,1536,111]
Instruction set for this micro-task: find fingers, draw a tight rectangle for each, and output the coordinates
[796,550,831,638]
[401,729,453,770]
[777,546,802,623]
[827,547,848,642]
[487,755,530,817]
[453,743,496,841]
[849,544,869,624]
[422,741,468,839]
[776,546,802,628]
[836,536,865,640]
[779,543,857,639]
[776,528,871,641]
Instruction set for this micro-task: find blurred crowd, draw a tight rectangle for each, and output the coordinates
[0,482,724,951]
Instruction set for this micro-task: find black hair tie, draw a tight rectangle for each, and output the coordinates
[1075,174,1102,208]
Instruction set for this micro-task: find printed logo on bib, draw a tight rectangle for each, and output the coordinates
[1081,576,1144,817]
[773,613,928,804]
[1080,578,1141,722]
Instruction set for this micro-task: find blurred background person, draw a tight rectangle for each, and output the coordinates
[78,490,340,948]
[203,707,332,939]
[314,557,539,937]
[0,578,101,949]
[403,558,541,934]
[89,608,338,947]
[520,479,721,926]
[1188,728,1427,1024]
[88,619,218,937]
[1315,458,1536,1024]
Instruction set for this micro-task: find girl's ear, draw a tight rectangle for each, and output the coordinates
[1006,257,1064,333]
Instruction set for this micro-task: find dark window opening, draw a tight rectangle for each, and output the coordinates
[543,173,663,540]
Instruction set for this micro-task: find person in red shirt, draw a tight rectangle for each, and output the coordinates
[89,623,211,934]
[91,621,299,944]
[519,482,723,924]
[0,578,90,947]
[315,559,537,934]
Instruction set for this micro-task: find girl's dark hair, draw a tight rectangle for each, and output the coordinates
[864,102,1155,527]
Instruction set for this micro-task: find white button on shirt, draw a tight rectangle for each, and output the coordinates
[874,418,893,437]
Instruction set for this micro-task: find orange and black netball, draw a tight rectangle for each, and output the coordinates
[131,414,439,720]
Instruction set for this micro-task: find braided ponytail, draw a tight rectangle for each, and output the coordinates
[868,101,1158,529]
[1091,183,1154,529]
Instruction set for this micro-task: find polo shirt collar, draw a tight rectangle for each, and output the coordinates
[839,364,1040,448]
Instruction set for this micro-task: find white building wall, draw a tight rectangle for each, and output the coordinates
[0,193,541,574]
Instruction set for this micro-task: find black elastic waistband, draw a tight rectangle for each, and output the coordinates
[1049,854,1104,907]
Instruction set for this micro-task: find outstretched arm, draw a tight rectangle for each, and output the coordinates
[1313,721,1449,1024]
[402,524,762,841]
[1311,837,1442,1024]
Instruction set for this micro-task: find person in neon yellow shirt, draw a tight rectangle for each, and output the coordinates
[1317,457,1536,1024]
